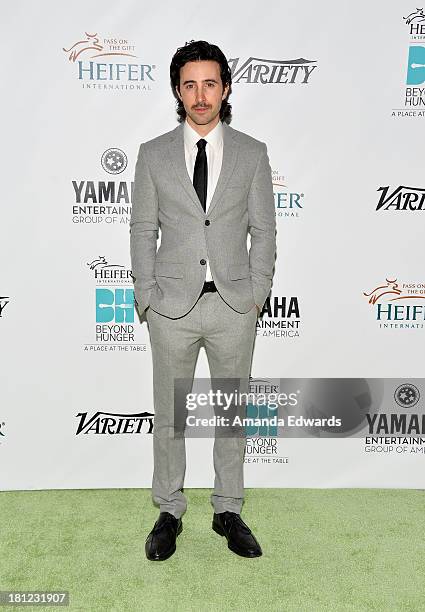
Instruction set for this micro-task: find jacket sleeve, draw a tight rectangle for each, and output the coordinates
[248,142,277,309]
[130,143,159,314]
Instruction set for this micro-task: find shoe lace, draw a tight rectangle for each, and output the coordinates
[225,513,251,534]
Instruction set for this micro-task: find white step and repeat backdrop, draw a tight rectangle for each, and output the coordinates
[1,0,425,490]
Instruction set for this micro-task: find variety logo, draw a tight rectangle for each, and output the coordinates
[62,31,156,92]
[84,255,146,353]
[376,185,425,211]
[0,296,10,317]
[71,148,133,225]
[228,56,317,84]
[272,169,304,219]
[363,278,425,329]
[257,296,301,338]
[75,411,154,434]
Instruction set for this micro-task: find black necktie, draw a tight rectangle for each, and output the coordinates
[193,138,207,212]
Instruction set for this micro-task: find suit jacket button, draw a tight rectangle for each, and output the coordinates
[200,259,206,265]
[205,220,210,226]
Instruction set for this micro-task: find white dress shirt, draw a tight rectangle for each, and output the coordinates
[183,118,223,282]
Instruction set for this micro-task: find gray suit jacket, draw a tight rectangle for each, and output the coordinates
[130,120,276,319]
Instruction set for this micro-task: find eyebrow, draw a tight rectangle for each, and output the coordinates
[181,78,219,85]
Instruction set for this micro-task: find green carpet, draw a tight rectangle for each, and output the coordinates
[2,488,425,611]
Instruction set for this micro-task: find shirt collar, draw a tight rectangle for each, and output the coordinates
[184,118,223,152]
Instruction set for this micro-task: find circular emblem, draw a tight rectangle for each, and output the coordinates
[394,383,420,408]
[101,148,127,175]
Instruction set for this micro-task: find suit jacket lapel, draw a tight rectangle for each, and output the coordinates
[167,120,239,217]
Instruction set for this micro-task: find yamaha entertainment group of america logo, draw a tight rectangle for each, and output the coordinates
[257,296,301,339]
[364,383,425,455]
[83,255,147,353]
[72,147,132,225]
[392,8,425,117]
[62,31,156,92]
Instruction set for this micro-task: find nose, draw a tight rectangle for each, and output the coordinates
[195,86,206,104]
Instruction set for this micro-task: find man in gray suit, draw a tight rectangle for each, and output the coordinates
[130,40,276,561]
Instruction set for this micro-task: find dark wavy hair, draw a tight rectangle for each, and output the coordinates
[170,40,232,124]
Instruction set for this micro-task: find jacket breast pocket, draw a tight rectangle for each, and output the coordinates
[154,261,184,279]
[228,263,250,281]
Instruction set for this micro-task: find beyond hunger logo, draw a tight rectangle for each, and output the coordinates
[228,56,317,84]
[62,31,156,91]
[363,278,425,330]
[406,45,425,89]
[392,9,425,117]
[376,185,425,211]
[244,378,289,466]
[71,148,133,225]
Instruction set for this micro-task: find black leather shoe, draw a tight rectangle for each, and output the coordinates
[212,511,262,558]
[145,512,183,561]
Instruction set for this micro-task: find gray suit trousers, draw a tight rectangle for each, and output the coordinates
[145,290,258,519]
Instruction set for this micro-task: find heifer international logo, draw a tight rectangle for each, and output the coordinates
[272,169,304,219]
[376,185,425,210]
[63,32,137,62]
[76,411,154,434]
[62,31,155,90]
[363,278,425,329]
[228,56,317,84]
[87,255,134,285]
[404,8,425,39]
